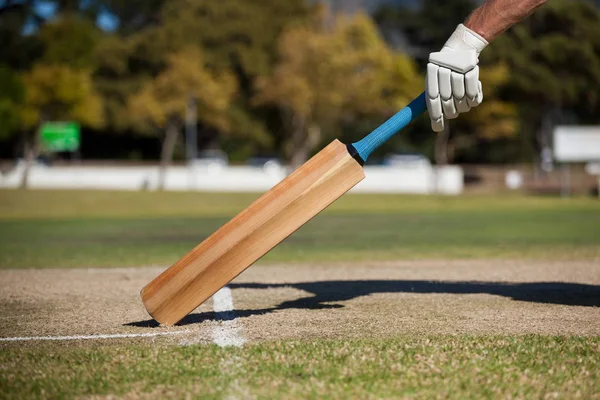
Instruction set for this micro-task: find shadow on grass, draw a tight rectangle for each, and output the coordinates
[126,280,600,327]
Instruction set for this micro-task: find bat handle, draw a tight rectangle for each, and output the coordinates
[351,92,427,163]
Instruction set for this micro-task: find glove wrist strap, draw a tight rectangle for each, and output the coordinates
[442,24,488,54]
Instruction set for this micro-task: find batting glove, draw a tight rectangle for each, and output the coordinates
[426,24,489,132]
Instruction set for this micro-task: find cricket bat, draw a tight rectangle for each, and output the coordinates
[141,92,427,325]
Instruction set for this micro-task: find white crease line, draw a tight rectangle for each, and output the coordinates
[0,331,188,342]
[211,286,246,347]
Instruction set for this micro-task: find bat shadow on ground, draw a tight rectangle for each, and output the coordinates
[126,280,600,327]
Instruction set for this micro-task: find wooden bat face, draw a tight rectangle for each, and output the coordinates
[141,140,364,325]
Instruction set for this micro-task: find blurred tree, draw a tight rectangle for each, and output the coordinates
[464,65,519,141]
[0,1,108,72]
[92,35,137,132]
[435,64,519,164]
[483,0,600,165]
[128,48,237,189]
[0,1,113,164]
[0,66,25,140]
[256,13,420,167]
[0,0,103,33]
[0,1,42,70]
[158,0,313,154]
[94,0,312,160]
[19,64,103,187]
[375,0,600,165]
[161,0,311,83]
[374,0,524,164]
[98,0,166,35]
[38,15,100,69]
[375,0,476,63]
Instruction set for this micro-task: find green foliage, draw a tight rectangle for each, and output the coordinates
[376,0,476,61]
[2,0,598,164]
[0,66,25,139]
[374,0,600,163]
[256,13,420,163]
[484,0,600,111]
[21,64,103,129]
[0,4,104,139]
[477,0,600,161]
[38,16,100,69]
[100,0,167,34]
[92,35,139,132]
[157,0,312,150]
[160,0,312,80]
[447,63,519,162]
[426,62,520,163]
[128,48,237,134]
[465,64,518,140]
[92,0,311,152]
[0,2,42,70]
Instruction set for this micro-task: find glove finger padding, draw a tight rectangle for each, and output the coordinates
[437,67,458,119]
[442,98,458,119]
[467,81,483,108]
[426,95,444,132]
[438,68,453,101]
[426,63,443,121]
[426,65,445,133]
[451,72,465,99]
[430,116,445,133]
[465,66,480,99]
[455,97,471,114]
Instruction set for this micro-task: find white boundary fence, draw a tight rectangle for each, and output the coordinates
[0,163,463,195]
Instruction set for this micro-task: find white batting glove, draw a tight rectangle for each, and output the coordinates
[426,24,489,132]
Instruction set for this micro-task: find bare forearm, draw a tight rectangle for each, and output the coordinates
[465,0,547,42]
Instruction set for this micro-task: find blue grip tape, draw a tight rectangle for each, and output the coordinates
[352,92,427,162]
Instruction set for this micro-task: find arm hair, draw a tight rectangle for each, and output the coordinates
[465,0,548,41]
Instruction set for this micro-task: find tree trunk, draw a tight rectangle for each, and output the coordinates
[307,123,321,156]
[434,125,450,165]
[289,117,321,170]
[20,123,43,189]
[185,94,197,163]
[289,114,307,170]
[539,106,555,174]
[157,121,179,191]
[321,0,335,32]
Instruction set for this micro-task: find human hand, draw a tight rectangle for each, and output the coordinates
[426,24,488,132]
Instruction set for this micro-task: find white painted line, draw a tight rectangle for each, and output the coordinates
[213,286,236,313]
[0,331,188,342]
[211,287,246,347]
[1,288,244,346]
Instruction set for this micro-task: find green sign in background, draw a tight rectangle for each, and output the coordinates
[40,122,81,152]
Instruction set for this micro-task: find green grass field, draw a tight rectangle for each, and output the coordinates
[2,336,599,399]
[1,189,599,399]
[0,190,598,268]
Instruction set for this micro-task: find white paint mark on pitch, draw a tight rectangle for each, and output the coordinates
[210,286,246,347]
[0,331,188,342]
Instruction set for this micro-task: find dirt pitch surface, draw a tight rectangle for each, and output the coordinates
[1,260,599,345]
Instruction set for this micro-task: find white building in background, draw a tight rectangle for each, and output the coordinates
[553,126,600,197]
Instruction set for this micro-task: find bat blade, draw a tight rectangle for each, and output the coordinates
[141,139,364,325]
